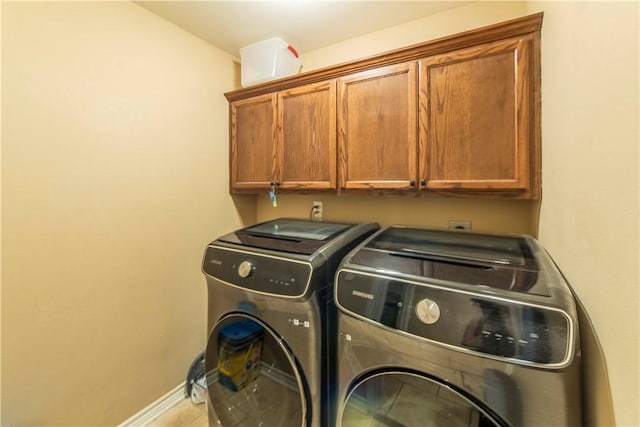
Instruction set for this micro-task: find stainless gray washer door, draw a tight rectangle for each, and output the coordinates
[206,313,308,427]
[339,371,504,427]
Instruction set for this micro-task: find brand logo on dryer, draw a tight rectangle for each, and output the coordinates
[352,290,374,300]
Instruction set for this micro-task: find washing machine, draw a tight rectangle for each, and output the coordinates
[334,226,582,426]
[202,218,379,427]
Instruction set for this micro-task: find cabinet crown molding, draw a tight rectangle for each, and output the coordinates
[225,12,543,102]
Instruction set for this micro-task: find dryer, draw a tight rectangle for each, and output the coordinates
[334,226,582,426]
[202,218,378,427]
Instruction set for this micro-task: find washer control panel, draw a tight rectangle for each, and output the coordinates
[203,247,311,298]
[336,270,572,367]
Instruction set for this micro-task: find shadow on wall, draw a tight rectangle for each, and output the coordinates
[573,292,616,427]
[232,194,258,227]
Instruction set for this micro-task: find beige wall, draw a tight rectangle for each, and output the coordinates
[0,1,3,423]
[1,2,253,425]
[528,1,639,426]
[257,194,538,234]
[2,1,637,426]
[256,1,537,236]
[300,1,528,71]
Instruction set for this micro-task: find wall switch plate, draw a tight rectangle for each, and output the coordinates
[449,220,471,231]
[311,201,323,220]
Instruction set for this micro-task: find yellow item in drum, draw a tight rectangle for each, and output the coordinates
[218,320,264,392]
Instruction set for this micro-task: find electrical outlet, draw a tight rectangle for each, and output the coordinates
[311,201,323,220]
[449,220,471,231]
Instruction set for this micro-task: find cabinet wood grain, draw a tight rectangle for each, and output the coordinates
[226,13,543,198]
[277,81,336,190]
[337,63,417,190]
[230,94,277,190]
[419,35,537,196]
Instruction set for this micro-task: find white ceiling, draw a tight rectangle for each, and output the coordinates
[136,1,469,58]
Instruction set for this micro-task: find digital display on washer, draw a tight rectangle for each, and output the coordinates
[335,270,572,367]
[218,218,352,255]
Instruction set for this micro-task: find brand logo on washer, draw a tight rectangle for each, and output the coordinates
[352,290,374,300]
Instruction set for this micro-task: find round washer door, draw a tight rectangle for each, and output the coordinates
[205,313,308,427]
[340,371,504,427]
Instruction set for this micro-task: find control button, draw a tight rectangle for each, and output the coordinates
[237,261,254,278]
[415,298,440,324]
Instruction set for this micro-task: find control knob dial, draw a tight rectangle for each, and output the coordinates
[237,261,255,278]
[415,298,440,324]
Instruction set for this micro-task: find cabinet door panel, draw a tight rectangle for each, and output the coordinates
[278,81,336,190]
[420,37,532,192]
[230,94,277,190]
[338,63,417,190]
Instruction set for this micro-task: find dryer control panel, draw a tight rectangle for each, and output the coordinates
[335,270,574,368]
[204,246,312,298]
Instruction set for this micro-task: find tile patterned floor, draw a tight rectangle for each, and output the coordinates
[151,398,208,427]
[152,374,481,426]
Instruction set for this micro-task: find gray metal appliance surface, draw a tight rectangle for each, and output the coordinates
[334,226,582,426]
[202,218,379,427]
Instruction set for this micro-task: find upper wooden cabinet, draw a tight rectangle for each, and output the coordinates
[229,81,336,192]
[338,63,417,190]
[230,93,276,190]
[419,36,538,197]
[225,13,542,198]
[278,81,337,190]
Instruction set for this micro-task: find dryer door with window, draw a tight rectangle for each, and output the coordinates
[339,371,505,427]
[205,313,308,427]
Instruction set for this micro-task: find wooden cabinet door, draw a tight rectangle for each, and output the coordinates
[338,63,417,190]
[230,94,277,191]
[419,36,537,195]
[277,81,337,190]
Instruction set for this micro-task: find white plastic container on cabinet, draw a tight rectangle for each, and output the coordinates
[240,37,300,87]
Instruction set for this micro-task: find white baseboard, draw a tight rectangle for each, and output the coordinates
[119,382,186,427]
